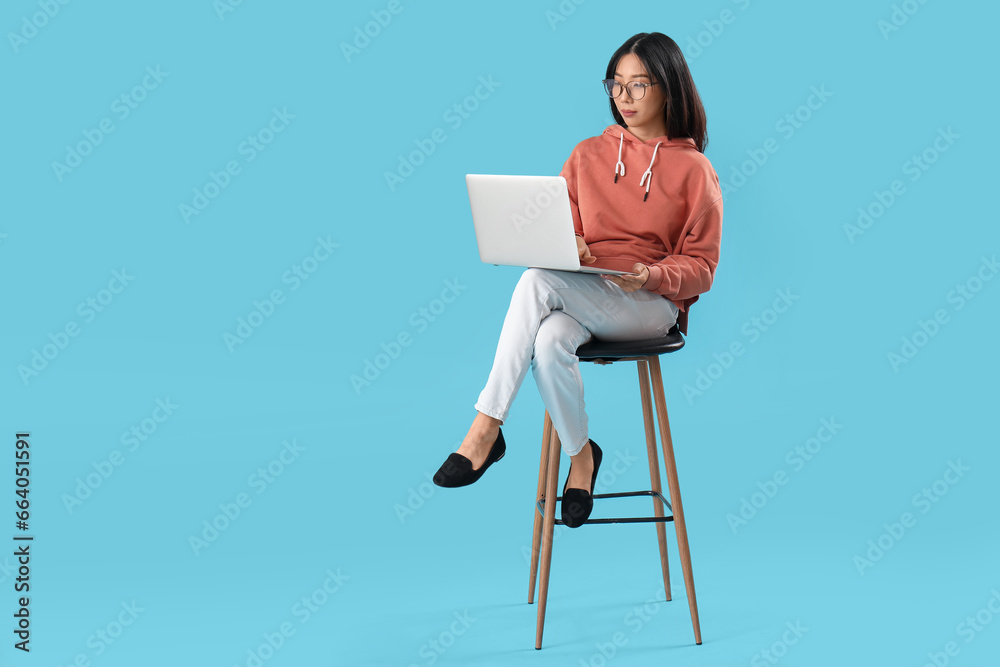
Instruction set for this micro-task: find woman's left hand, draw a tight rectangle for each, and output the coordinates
[602,263,649,292]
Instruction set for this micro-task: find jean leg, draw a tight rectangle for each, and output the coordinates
[531,311,593,456]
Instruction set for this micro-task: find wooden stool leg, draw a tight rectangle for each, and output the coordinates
[637,360,671,602]
[535,426,562,649]
[648,356,702,645]
[529,410,554,604]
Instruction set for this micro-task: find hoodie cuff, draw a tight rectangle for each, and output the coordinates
[644,264,664,292]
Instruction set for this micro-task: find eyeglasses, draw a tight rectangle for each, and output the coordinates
[602,79,659,100]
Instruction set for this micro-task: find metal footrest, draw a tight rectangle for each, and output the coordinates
[536,490,674,525]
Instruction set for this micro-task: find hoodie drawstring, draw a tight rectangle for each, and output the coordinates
[614,132,626,183]
[613,133,662,203]
[639,141,662,202]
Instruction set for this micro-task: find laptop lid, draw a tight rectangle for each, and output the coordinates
[466,174,631,275]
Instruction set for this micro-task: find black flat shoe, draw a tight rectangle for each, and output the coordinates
[561,440,602,528]
[432,427,506,488]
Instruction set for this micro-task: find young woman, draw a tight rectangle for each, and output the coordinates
[433,32,723,528]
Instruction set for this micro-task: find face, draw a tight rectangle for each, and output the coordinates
[611,53,667,138]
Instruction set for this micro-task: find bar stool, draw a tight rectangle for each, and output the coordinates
[526,324,702,649]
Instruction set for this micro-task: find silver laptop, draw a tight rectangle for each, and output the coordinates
[466,174,634,276]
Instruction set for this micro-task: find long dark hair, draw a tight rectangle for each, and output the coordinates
[606,32,708,153]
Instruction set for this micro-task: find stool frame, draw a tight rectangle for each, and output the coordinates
[527,352,702,650]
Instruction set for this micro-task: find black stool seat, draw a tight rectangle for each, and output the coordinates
[575,324,684,362]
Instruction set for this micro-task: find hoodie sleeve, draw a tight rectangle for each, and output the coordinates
[642,193,723,302]
[559,148,585,238]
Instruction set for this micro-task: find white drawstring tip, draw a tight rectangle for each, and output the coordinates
[613,133,626,183]
[638,142,662,203]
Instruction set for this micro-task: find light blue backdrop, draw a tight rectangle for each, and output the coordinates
[3,0,998,665]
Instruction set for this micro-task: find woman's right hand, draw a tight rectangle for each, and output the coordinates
[576,235,596,264]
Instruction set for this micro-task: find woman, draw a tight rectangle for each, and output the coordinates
[432,32,723,528]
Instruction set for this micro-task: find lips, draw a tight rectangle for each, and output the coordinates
[621,109,636,116]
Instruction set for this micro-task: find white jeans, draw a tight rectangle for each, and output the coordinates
[475,268,679,456]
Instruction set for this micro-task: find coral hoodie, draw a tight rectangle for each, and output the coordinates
[560,124,723,335]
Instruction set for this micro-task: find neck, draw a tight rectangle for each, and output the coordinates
[626,122,667,143]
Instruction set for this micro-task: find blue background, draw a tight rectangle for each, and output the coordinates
[3,0,998,665]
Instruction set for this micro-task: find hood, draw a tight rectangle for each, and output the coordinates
[603,124,698,202]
